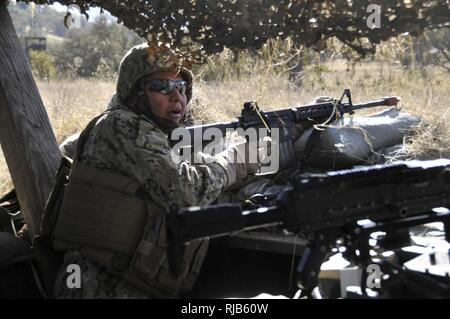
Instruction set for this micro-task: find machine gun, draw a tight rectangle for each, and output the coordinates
[167,159,450,298]
[171,89,400,170]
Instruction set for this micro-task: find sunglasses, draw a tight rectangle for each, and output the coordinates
[143,79,187,96]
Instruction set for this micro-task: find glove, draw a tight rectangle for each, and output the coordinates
[215,141,260,187]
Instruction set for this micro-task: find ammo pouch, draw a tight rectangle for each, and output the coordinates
[41,113,208,297]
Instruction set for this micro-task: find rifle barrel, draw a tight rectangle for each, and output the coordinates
[349,97,400,111]
[176,95,400,146]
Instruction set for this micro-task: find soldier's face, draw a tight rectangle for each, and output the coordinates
[143,71,188,123]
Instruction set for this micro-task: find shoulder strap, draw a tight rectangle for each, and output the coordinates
[72,112,109,168]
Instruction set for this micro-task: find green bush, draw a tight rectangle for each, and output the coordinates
[53,16,143,78]
[29,50,56,80]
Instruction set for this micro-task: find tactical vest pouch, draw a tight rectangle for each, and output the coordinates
[52,161,208,297]
[41,113,105,244]
[53,162,147,254]
[48,112,208,297]
[127,215,208,297]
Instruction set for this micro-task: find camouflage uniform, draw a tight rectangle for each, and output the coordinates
[53,43,266,299]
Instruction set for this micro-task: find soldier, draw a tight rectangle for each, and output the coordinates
[52,42,270,298]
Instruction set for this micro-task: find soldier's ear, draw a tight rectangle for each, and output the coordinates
[124,82,146,107]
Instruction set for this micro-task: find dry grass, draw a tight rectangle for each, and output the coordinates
[0,78,114,194]
[1,61,449,194]
[40,79,115,144]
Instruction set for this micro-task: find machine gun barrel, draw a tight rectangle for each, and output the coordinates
[168,159,449,294]
[167,203,284,246]
[167,159,450,246]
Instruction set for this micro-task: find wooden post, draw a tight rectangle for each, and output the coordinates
[0,2,61,239]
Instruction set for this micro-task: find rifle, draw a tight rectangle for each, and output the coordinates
[167,159,450,297]
[171,89,400,170]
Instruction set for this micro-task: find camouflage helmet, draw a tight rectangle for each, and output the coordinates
[116,42,193,103]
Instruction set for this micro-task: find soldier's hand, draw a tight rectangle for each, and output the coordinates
[217,141,260,187]
[239,140,261,175]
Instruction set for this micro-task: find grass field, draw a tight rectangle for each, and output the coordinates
[0,60,449,194]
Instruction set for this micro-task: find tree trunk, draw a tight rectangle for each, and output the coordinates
[0,2,60,239]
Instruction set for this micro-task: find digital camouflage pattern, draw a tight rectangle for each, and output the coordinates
[77,106,231,210]
[54,42,277,298]
[116,42,193,103]
[53,101,252,298]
